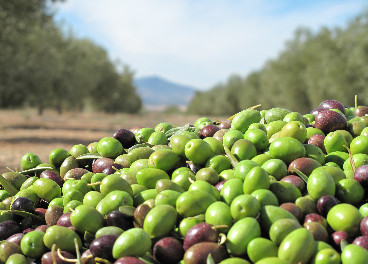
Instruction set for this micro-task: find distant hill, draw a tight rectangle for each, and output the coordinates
[134,76,197,108]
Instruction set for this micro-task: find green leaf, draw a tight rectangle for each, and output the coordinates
[207,254,215,264]
[76,154,102,160]
[3,210,45,224]
[224,145,239,168]
[127,143,150,153]
[340,239,349,252]
[118,206,135,217]
[19,166,54,175]
[293,168,309,183]
[0,175,18,195]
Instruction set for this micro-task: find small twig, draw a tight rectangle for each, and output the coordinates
[52,244,57,264]
[343,145,356,172]
[94,257,112,264]
[87,181,101,186]
[57,248,78,263]
[6,167,15,172]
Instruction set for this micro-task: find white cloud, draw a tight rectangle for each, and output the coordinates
[55,0,367,89]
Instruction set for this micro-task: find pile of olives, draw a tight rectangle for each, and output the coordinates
[2,99,368,264]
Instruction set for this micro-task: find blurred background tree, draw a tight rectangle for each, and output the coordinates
[0,0,141,114]
[187,11,368,115]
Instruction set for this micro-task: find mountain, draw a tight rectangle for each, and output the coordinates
[134,76,198,108]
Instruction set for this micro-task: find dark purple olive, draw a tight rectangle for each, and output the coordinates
[218,120,231,129]
[280,203,303,222]
[35,225,50,233]
[57,212,73,227]
[352,236,368,250]
[6,233,24,245]
[319,100,346,115]
[307,134,326,154]
[106,210,133,230]
[35,208,47,219]
[153,237,184,264]
[200,125,220,138]
[40,170,63,186]
[215,180,227,192]
[0,220,20,240]
[92,158,115,173]
[183,223,218,251]
[314,110,347,134]
[354,165,368,188]
[354,106,368,117]
[81,249,96,264]
[304,221,328,242]
[288,157,321,177]
[317,195,339,217]
[331,231,351,248]
[41,250,76,264]
[113,129,136,149]
[304,213,327,228]
[11,197,35,214]
[102,163,124,175]
[310,106,324,115]
[280,175,306,193]
[183,242,228,264]
[361,216,368,236]
[38,199,50,209]
[133,204,151,228]
[89,235,118,260]
[114,257,146,264]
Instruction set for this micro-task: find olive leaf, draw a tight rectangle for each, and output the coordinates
[0,174,18,195]
[127,143,150,153]
[165,123,195,140]
[292,168,309,183]
[118,205,135,217]
[76,154,102,160]
[206,254,216,264]
[3,210,45,224]
[19,166,54,175]
[340,239,349,252]
[224,145,239,168]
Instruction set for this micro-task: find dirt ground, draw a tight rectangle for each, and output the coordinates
[0,109,222,174]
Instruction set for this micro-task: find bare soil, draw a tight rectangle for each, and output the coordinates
[0,109,223,174]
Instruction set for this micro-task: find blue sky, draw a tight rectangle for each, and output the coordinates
[54,0,367,90]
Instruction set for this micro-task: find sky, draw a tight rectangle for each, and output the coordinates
[54,0,367,90]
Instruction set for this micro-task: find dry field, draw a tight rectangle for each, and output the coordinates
[0,109,222,174]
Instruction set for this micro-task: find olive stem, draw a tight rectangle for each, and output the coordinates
[94,257,112,264]
[224,145,238,168]
[51,244,57,264]
[343,145,356,172]
[212,225,229,230]
[355,94,358,109]
[6,167,15,172]
[74,238,82,264]
[87,181,101,186]
[57,248,78,263]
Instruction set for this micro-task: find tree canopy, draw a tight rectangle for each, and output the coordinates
[187,11,368,116]
[0,0,142,114]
